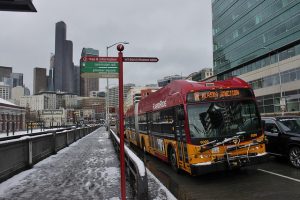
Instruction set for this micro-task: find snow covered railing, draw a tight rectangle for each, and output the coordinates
[0,126,99,183]
[110,129,148,200]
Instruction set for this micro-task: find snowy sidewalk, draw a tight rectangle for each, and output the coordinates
[0,127,175,200]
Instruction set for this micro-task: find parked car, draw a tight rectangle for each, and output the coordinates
[262,116,300,168]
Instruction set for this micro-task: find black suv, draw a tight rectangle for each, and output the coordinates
[262,116,300,168]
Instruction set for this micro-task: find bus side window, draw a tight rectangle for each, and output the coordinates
[160,108,175,134]
[152,111,160,133]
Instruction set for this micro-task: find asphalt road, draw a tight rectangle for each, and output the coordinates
[142,153,300,200]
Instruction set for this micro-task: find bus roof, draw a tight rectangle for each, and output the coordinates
[137,77,251,114]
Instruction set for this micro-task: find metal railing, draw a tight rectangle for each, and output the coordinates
[110,129,148,200]
[0,127,72,142]
[0,126,99,183]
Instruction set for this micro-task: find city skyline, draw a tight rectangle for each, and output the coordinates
[0,0,213,93]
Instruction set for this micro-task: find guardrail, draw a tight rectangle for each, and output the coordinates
[0,126,99,183]
[110,129,148,200]
[0,127,73,142]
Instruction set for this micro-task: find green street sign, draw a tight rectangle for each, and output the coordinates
[82,62,119,68]
[80,60,119,78]
[81,67,119,73]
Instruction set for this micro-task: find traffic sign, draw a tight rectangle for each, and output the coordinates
[123,57,159,62]
[80,72,119,78]
[80,56,118,62]
[81,61,119,68]
[80,57,119,78]
[81,67,119,73]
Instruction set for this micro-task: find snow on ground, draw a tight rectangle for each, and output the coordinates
[0,128,176,200]
[147,169,177,200]
[0,128,134,200]
[0,98,16,106]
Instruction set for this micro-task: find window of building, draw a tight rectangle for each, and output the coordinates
[279,50,288,61]
[255,14,263,25]
[281,72,290,83]
[287,102,299,112]
[290,71,297,81]
[264,105,275,113]
[295,44,300,55]
[287,47,295,58]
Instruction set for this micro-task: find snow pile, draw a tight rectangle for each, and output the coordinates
[0,98,16,106]
[110,130,146,176]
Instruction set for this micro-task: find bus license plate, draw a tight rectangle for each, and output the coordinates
[212,147,219,153]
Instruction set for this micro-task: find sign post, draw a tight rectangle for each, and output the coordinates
[81,49,158,200]
[117,44,126,200]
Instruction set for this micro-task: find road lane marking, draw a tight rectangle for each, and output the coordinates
[258,168,300,183]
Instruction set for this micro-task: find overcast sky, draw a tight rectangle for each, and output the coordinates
[0,0,213,92]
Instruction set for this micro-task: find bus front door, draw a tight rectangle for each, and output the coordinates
[175,107,188,169]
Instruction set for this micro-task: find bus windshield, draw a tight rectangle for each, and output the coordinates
[187,100,260,139]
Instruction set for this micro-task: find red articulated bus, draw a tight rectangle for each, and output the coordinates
[125,77,267,175]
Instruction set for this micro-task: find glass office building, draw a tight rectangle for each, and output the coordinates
[212,0,300,114]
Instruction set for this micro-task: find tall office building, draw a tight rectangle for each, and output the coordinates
[108,83,135,108]
[157,75,185,87]
[0,66,12,82]
[10,73,23,87]
[212,0,300,113]
[186,68,213,81]
[64,40,74,93]
[33,67,47,94]
[53,21,75,93]
[80,48,99,97]
[74,65,80,96]
[48,54,55,91]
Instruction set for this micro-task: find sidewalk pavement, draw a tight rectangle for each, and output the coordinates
[0,127,176,200]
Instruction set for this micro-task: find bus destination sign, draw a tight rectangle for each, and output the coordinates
[187,89,250,102]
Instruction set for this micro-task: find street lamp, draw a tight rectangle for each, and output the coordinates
[105,41,129,130]
[262,46,285,115]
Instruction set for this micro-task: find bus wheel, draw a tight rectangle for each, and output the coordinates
[169,147,179,173]
[289,146,300,168]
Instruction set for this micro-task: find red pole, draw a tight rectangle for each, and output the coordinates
[117,44,126,200]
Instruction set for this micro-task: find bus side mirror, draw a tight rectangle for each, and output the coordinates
[177,109,185,121]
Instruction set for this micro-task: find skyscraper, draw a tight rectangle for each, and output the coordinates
[48,53,55,91]
[74,65,80,96]
[64,40,74,93]
[33,67,47,94]
[212,0,300,113]
[11,73,23,87]
[80,48,99,97]
[0,66,12,82]
[53,21,75,93]
[54,21,66,92]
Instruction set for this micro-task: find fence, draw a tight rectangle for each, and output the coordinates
[110,129,148,200]
[0,126,99,182]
